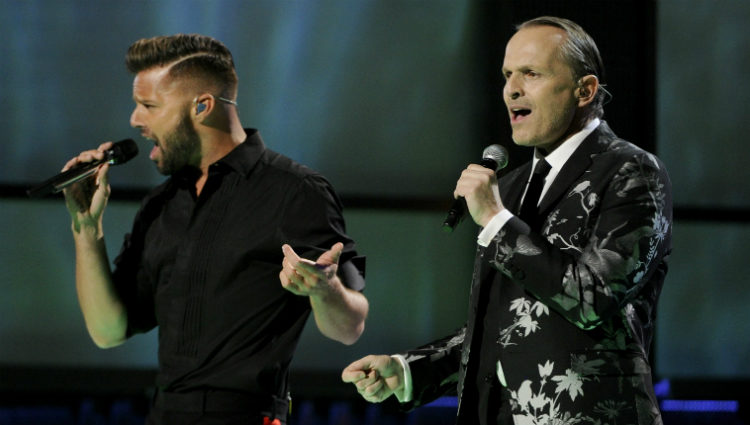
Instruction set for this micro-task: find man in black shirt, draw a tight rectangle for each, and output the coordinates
[62,34,368,425]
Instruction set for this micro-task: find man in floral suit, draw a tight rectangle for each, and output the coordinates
[342,16,671,425]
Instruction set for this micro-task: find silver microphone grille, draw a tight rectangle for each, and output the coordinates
[482,144,509,172]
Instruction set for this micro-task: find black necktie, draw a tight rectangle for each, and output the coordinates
[518,159,551,228]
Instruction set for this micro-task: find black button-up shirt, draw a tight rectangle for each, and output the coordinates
[111,129,365,397]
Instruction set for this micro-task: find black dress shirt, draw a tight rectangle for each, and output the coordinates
[111,129,365,398]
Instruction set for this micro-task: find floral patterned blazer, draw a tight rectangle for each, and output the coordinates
[401,122,672,425]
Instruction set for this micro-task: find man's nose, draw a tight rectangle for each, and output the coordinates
[129,108,140,128]
[503,75,523,101]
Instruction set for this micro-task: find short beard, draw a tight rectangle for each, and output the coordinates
[157,112,201,176]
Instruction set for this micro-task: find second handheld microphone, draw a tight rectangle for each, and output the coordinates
[442,144,509,232]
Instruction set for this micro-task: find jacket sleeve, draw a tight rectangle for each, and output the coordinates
[397,327,465,410]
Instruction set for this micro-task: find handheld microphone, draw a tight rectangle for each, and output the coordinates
[26,139,139,198]
[442,144,509,232]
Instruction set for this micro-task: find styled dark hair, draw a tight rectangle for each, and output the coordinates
[518,16,608,119]
[125,34,238,98]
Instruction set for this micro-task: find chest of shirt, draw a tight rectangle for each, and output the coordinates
[139,171,293,300]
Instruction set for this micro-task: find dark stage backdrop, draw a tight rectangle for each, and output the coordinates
[654,0,750,381]
[1,0,748,394]
[1,0,485,198]
[0,0,489,379]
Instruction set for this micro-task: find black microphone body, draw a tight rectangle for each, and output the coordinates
[26,139,139,198]
[442,145,509,232]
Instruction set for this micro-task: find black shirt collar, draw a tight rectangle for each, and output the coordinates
[212,128,265,178]
[172,128,265,187]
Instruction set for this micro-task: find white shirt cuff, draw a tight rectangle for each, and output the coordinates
[391,354,413,403]
[477,209,514,247]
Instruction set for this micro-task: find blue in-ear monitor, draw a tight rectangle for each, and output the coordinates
[196,103,207,113]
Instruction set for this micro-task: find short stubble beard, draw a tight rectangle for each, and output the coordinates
[156,111,201,176]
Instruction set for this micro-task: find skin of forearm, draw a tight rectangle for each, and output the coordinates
[310,279,368,345]
[73,227,128,349]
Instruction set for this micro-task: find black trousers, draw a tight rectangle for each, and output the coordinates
[146,409,269,425]
[146,389,288,425]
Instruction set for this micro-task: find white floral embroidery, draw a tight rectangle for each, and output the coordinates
[509,359,633,424]
[510,360,588,424]
[498,298,549,347]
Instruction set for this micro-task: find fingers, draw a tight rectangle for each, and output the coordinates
[280,243,345,296]
[281,243,301,264]
[341,356,376,383]
[281,244,319,277]
[357,371,394,403]
[61,142,116,223]
[452,164,503,227]
[278,265,303,295]
[341,368,366,383]
[316,242,343,266]
[357,369,381,393]
[341,355,393,386]
[97,163,110,187]
[62,142,115,172]
[279,244,318,295]
[342,367,387,402]
[341,355,401,403]
[453,164,496,199]
[282,243,343,269]
[360,371,387,401]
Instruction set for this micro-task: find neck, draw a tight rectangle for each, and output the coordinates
[194,114,246,195]
[541,114,594,155]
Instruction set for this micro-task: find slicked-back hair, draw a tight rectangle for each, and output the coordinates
[517,16,607,119]
[126,34,238,98]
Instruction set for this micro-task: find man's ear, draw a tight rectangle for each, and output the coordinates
[576,75,599,107]
[192,94,215,119]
